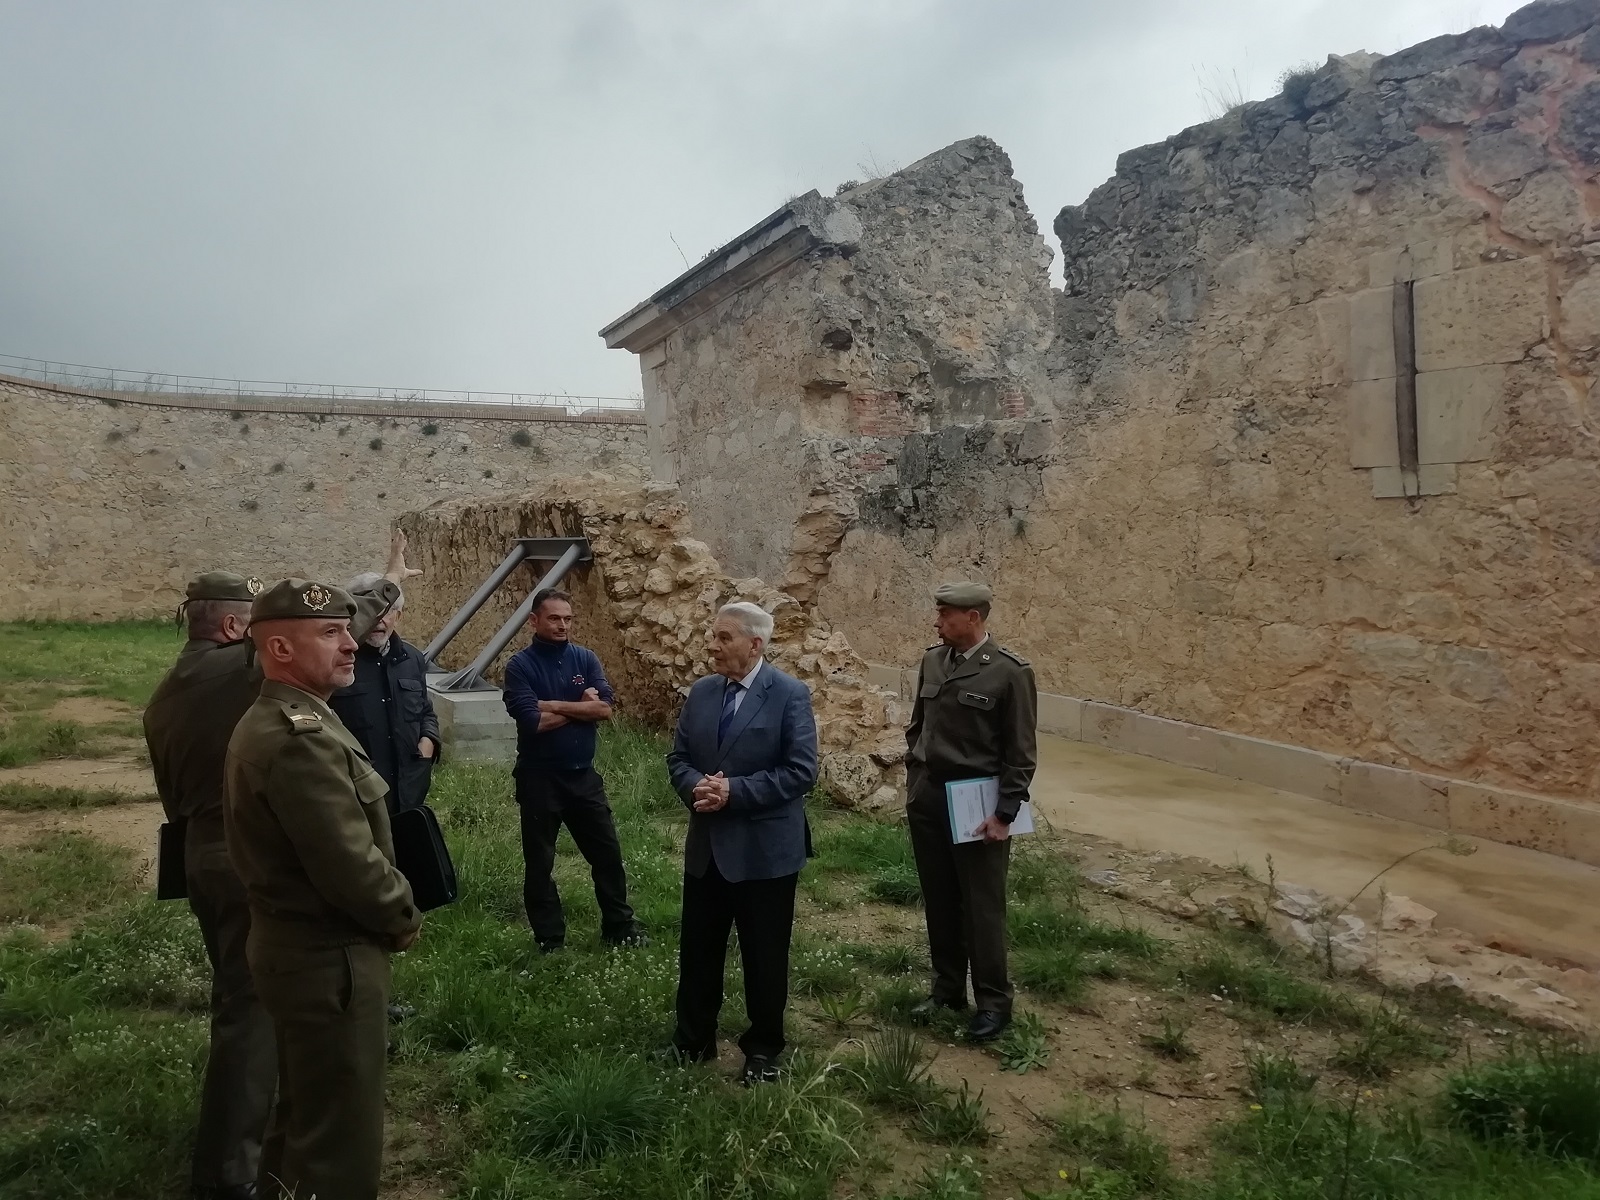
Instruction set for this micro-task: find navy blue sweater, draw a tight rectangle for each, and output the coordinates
[502,638,614,771]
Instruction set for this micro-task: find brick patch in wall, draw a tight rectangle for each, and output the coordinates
[848,451,891,472]
[851,390,918,437]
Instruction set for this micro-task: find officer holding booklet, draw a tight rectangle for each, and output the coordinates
[903,582,1038,1044]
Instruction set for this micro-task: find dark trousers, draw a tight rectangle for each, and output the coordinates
[907,775,1013,1014]
[516,766,637,945]
[673,859,798,1061]
[249,938,392,1200]
[185,833,277,1190]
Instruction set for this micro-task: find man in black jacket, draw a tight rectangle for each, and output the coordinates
[330,574,440,816]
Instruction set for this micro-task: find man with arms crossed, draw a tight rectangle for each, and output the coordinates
[665,601,818,1084]
[503,588,644,953]
[904,582,1037,1044]
[225,579,421,1200]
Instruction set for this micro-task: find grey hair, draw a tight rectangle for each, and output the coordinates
[716,601,773,644]
[187,598,252,640]
[346,571,403,611]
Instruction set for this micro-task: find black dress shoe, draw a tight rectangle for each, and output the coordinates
[910,996,969,1022]
[741,1055,781,1086]
[387,1002,416,1022]
[967,1010,1011,1043]
[603,929,650,949]
[191,1184,258,1200]
[536,938,566,956]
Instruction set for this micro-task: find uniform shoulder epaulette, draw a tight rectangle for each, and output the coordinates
[997,646,1030,667]
[282,707,324,735]
[925,642,945,653]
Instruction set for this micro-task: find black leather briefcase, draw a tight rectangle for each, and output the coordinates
[155,820,187,900]
[390,805,459,912]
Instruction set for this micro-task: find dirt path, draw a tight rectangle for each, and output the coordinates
[0,754,156,795]
[0,795,163,885]
[42,696,139,725]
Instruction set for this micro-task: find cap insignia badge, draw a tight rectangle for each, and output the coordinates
[246,577,265,596]
[303,584,332,610]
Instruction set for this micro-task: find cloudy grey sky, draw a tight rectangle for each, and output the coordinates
[0,0,1515,398]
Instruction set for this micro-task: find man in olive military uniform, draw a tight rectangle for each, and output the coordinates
[144,571,272,1200]
[903,582,1037,1044]
[225,579,422,1200]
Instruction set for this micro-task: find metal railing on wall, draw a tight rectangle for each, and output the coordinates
[0,351,644,415]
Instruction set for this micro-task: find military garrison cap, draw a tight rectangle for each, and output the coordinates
[250,579,357,622]
[933,581,993,609]
[185,570,264,603]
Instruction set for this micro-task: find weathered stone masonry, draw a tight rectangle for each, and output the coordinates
[0,375,646,619]
[598,1,1600,865]
[399,477,908,807]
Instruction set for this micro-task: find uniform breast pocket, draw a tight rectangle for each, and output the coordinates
[957,690,996,711]
[920,682,941,699]
[353,763,389,808]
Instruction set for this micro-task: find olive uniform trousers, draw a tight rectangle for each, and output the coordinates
[248,935,392,1200]
[906,772,1013,1015]
[185,827,276,1192]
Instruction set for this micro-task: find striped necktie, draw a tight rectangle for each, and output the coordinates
[717,680,742,745]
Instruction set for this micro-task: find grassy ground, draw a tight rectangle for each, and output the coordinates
[0,620,175,768]
[1,623,1598,1198]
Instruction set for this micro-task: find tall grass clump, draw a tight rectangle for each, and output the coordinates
[498,1054,667,1162]
[812,816,921,904]
[1056,1101,1173,1193]
[1176,943,1355,1025]
[1446,1043,1600,1165]
[1200,1092,1600,1200]
[853,1027,936,1112]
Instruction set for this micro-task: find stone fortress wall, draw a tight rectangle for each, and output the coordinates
[0,374,647,619]
[598,0,1600,865]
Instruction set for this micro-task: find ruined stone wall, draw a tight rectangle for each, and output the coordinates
[0,377,647,619]
[399,475,907,807]
[823,3,1600,804]
[613,1,1600,809]
[644,136,1054,583]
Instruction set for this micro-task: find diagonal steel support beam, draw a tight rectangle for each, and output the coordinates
[426,537,592,692]
[423,541,530,669]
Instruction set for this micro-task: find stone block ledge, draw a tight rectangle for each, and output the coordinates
[866,664,1600,870]
[0,373,645,426]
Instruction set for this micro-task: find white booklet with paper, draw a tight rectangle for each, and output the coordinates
[944,776,1035,844]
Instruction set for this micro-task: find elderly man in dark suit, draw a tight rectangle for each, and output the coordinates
[665,601,818,1084]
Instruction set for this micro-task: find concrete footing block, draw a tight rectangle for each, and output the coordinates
[1340,760,1450,828]
[1214,733,1346,805]
[429,679,517,765]
[1036,692,1083,739]
[864,660,1600,870]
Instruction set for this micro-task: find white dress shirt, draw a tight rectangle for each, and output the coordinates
[727,657,764,714]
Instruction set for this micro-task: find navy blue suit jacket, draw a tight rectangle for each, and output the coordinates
[666,662,818,882]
